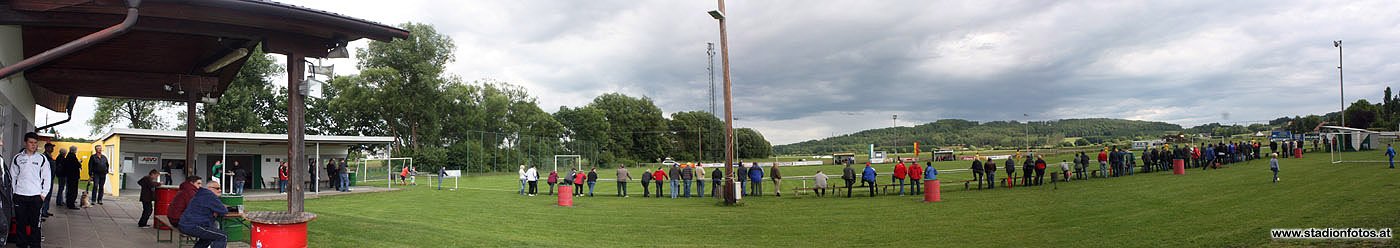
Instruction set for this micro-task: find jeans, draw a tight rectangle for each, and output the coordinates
[654,181,663,198]
[42,184,52,215]
[695,180,705,198]
[278,180,287,193]
[90,176,107,202]
[139,200,154,226]
[682,180,692,198]
[234,180,245,195]
[912,177,922,193]
[1391,157,1395,168]
[845,179,855,198]
[985,172,995,189]
[739,180,747,196]
[617,182,628,197]
[340,174,350,191]
[1272,169,1279,183]
[669,180,679,198]
[642,181,650,197]
[895,178,905,195]
[864,179,876,197]
[750,179,762,197]
[180,223,228,248]
[712,180,722,198]
[55,176,66,206]
[587,181,596,196]
[1098,162,1108,178]
[519,179,527,195]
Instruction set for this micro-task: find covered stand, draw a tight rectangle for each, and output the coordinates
[0,0,408,246]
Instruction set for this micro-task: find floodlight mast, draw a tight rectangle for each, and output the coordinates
[709,0,736,205]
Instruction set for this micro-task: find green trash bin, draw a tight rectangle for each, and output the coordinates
[349,172,357,186]
[219,194,248,242]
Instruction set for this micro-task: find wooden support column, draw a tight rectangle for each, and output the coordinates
[186,86,197,187]
[287,52,306,213]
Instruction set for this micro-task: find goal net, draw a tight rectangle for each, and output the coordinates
[359,157,415,188]
[1325,131,1397,164]
[553,155,582,173]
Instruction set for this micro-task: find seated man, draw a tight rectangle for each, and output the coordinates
[167,176,203,228]
[178,180,228,248]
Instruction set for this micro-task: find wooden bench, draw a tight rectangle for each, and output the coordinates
[154,215,197,247]
[792,185,838,197]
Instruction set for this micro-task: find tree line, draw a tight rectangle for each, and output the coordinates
[87,23,772,172]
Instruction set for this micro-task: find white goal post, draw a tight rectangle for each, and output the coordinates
[554,155,582,173]
[359,157,414,189]
[1325,131,1397,164]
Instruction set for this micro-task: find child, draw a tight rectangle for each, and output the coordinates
[1270,153,1280,183]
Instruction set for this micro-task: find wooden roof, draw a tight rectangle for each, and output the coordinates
[0,0,409,111]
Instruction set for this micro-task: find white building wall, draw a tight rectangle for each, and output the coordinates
[115,140,350,189]
[0,26,36,157]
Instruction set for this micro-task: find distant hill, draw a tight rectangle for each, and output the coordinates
[774,118,1184,155]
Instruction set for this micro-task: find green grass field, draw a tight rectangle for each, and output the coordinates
[247,151,1398,247]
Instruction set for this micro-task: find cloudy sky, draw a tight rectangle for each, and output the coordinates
[39,0,1400,145]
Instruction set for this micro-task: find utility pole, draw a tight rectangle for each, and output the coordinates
[892,114,898,128]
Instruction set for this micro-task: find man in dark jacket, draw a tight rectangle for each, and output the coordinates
[841,164,856,198]
[667,165,680,198]
[983,158,996,189]
[62,149,81,209]
[711,167,723,198]
[586,168,599,197]
[137,170,161,228]
[736,164,748,196]
[1004,158,1017,185]
[88,145,110,204]
[970,159,983,189]
[679,164,694,198]
[179,181,228,248]
[640,168,651,197]
[1021,156,1034,187]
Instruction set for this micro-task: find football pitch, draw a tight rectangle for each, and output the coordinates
[247,152,1398,247]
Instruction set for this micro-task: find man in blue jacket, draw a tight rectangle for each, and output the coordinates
[179,181,229,248]
[861,163,877,197]
[748,163,763,197]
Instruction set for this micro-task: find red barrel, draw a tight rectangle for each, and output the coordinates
[1172,159,1185,175]
[923,180,941,202]
[246,211,315,248]
[251,222,308,248]
[154,185,179,230]
[1294,148,1303,158]
[558,186,573,207]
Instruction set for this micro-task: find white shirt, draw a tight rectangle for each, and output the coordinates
[525,168,538,181]
[11,150,51,197]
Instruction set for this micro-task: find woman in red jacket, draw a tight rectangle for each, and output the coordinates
[908,162,922,194]
[573,170,587,197]
[652,168,667,198]
[546,170,559,195]
[892,162,907,196]
[1034,155,1048,186]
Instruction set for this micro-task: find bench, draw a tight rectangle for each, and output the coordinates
[792,185,838,197]
[880,182,916,194]
[154,215,197,247]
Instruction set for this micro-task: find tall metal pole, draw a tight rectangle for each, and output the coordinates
[287,52,306,213]
[713,0,737,205]
[185,88,197,193]
[1336,40,1345,128]
[708,42,717,117]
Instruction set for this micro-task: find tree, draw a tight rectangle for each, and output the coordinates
[353,22,455,149]
[735,128,773,158]
[1344,99,1378,129]
[668,111,724,161]
[89,98,168,133]
[588,93,669,162]
[197,48,286,133]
